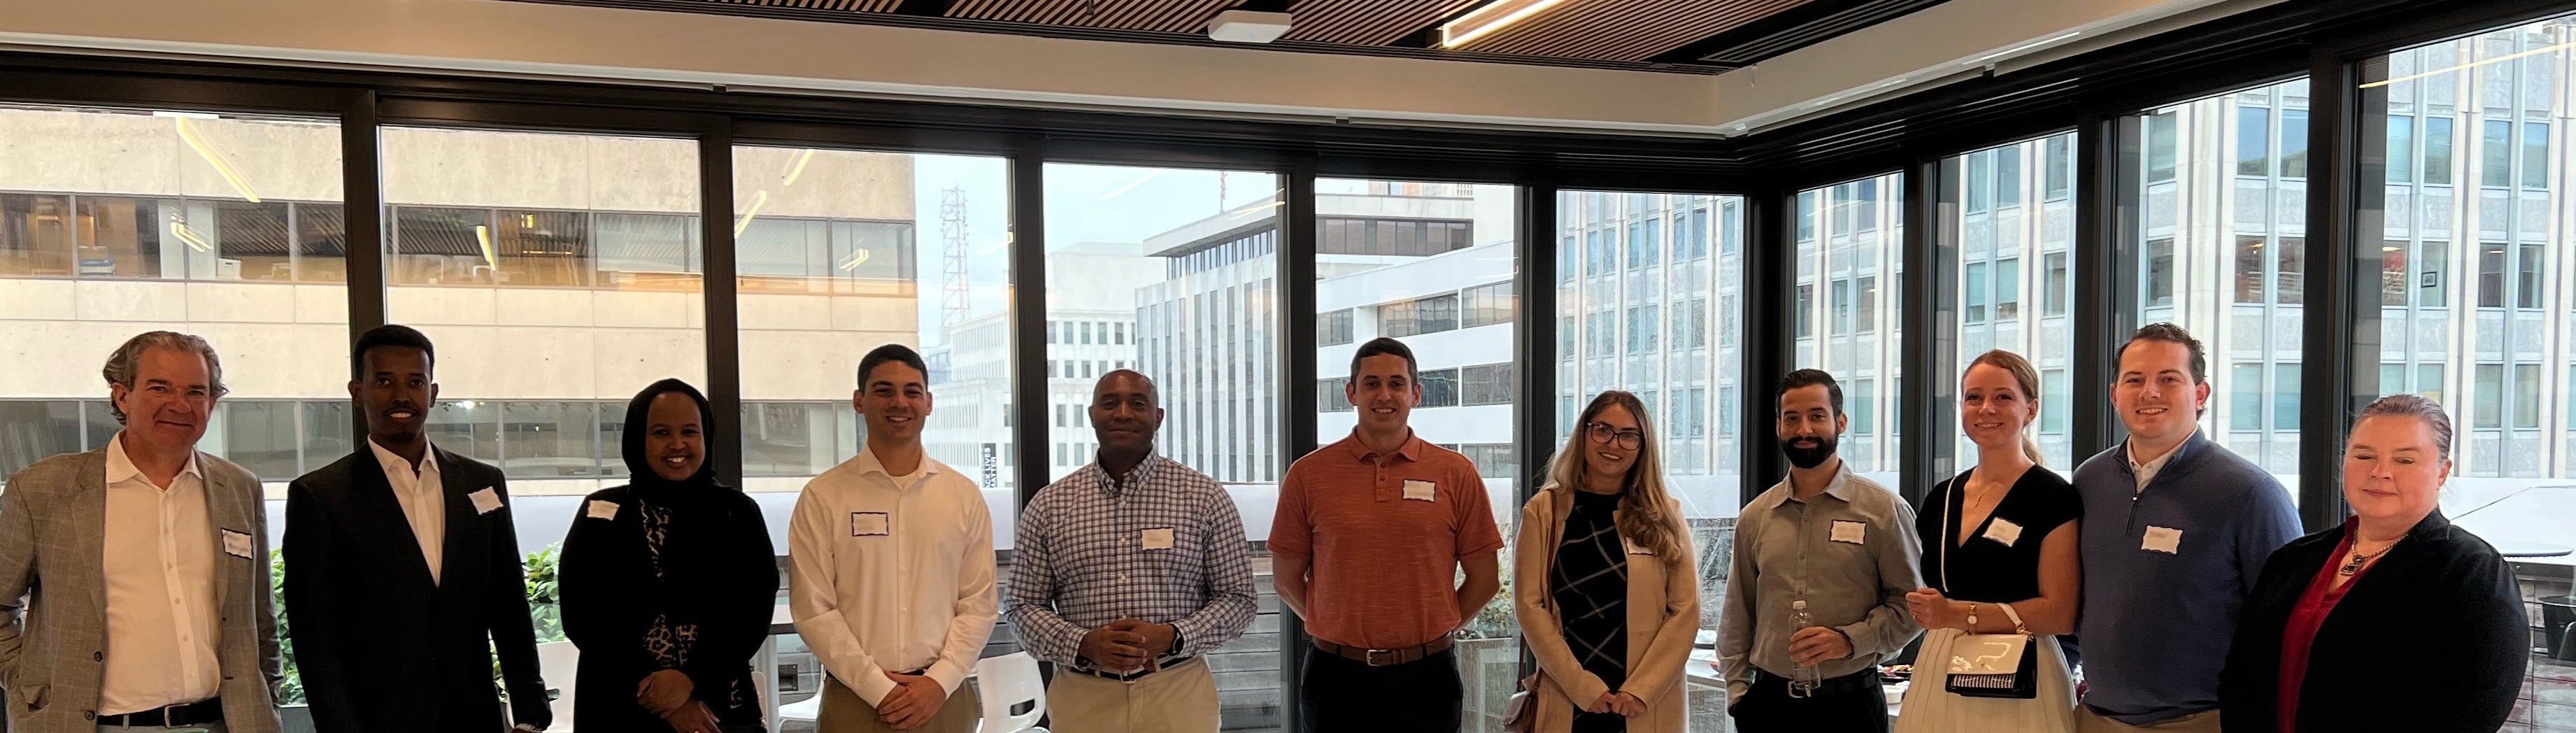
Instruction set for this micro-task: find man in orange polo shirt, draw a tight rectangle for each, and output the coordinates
[1270,336,1506,733]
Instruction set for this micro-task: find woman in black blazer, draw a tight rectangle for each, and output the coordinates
[2219,394,2526,733]
[560,379,781,733]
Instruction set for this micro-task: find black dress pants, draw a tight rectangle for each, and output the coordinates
[1298,646,1464,733]
[1728,667,1890,733]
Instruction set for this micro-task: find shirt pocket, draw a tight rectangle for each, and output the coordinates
[1143,519,1204,581]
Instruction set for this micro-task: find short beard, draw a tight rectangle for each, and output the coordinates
[1779,436,1838,469]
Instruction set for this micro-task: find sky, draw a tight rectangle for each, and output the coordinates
[909,157,1278,346]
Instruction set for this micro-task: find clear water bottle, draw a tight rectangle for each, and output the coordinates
[1789,599,1821,697]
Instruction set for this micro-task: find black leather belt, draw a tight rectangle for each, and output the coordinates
[1752,667,1881,696]
[100,698,222,727]
[1069,655,1197,682]
[1312,636,1455,667]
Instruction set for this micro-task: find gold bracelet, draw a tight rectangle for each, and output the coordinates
[1965,602,1979,630]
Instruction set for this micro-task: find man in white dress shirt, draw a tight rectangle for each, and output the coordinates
[790,344,997,733]
[0,332,283,733]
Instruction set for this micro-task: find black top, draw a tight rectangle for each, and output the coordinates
[282,445,551,733]
[1916,464,2081,604]
[559,380,781,732]
[1551,489,1630,692]
[2219,511,2525,733]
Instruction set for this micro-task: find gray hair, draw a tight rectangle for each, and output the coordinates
[2355,393,2454,462]
[103,331,229,423]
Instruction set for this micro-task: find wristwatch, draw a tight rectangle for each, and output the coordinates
[1965,602,1979,630]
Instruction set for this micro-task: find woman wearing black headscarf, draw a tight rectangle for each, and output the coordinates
[561,379,781,733]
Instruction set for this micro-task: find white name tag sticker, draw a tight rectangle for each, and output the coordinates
[1830,520,1867,545]
[585,499,620,520]
[1623,536,1655,555]
[1982,518,2024,547]
[2142,525,2184,554]
[1402,479,1437,501]
[220,528,255,559]
[1141,527,1175,550]
[469,488,503,515]
[850,511,891,536]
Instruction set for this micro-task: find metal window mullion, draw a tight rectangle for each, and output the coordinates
[1276,155,1320,733]
[702,122,743,488]
[2300,46,2365,532]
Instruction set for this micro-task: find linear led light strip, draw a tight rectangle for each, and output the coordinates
[174,117,262,204]
[2361,38,2576,89]
[1442,0,1568,49]
[167,215,214,253]
[733,149,816,235]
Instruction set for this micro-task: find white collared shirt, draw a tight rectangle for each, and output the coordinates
[2127,437,2182,494]
[788,446,996,707]
[98,433,222,716]
[369,439,446,584]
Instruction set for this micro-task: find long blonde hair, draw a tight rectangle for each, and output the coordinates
[1543,390,1684,557]
[1965,349,2045,467]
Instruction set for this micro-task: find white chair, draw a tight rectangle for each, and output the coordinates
[751,671,770,730]
[535,641,581,732]
[778,685,823,724]
[974,652,1046,733]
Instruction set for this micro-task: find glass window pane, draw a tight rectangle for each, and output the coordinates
[2238,106,2271,176]
[2484,120,2513,187]
[2475,364,2504,429]
[1316,178,1520,727]
[2273,364,2301,430]
[0,104,347,502]
[1042,164,1284,728]
[2524,122,2550,189]
[1795,173,1905,483]
[2129,80,2307,487]
[1946,135,2075,467]
[2479,242,2507,307]
[2514,364,2541,429]
[2279,110,2310,178]
[2388,115,2416,183]
[385,129,703,486]
[730,148,1007,705]
[2426,117,2455,185]
[1556,189,1744,721]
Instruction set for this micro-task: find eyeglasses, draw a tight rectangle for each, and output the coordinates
[1586,421,1644,450]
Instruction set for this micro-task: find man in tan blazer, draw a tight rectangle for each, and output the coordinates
[0,332,283,733]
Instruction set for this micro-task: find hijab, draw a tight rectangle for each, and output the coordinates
[620,378,723,499]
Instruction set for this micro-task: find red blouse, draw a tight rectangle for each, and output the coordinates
[2276,519,2377,733]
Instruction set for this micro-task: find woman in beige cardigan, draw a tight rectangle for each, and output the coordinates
[1515,390,1702,733]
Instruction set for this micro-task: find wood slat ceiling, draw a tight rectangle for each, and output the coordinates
[505,0,1951,73]
[1461,0,1816,61]
[699,0,904,11]
[1279,0,1484,46]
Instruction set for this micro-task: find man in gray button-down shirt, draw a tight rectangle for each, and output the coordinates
[1718,369,1923,733]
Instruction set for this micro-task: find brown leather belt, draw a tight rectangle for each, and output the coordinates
[1312,635,1454,667]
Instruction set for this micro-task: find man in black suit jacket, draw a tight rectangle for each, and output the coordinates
[284,325,551,733]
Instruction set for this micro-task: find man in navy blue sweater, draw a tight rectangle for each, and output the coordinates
[2072,323,2300,733]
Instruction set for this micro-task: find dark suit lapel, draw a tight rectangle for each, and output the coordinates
[436,447,488,592]
[347,450,439,589]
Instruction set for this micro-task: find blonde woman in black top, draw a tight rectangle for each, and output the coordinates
[1514,391,1701,733]
[1894,350,2082,733]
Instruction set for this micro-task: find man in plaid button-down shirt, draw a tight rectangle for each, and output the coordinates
[1003,370,1257,733]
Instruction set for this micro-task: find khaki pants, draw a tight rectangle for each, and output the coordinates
[2075,708,2221,733]
[1046,657,1222,733]
[818,674,982,733]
